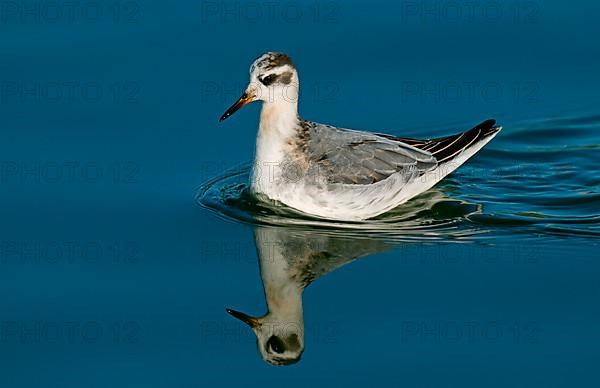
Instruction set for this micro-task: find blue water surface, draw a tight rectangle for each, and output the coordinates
[1,0,599,386]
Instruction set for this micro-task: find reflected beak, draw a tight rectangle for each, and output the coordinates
[225,308,259,328]
[219,92,255,122]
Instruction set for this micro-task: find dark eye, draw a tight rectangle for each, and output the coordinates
[266,336,285,354]
[261,74,278,86]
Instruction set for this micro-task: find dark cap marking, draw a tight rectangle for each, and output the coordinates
[253,52,295,72]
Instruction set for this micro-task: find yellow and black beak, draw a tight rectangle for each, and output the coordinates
[219,92,255,122]
[225,308,259,328]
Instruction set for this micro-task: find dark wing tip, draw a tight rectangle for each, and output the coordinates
[475,119,501,137]
[418,119,501,164]
[476,119,496,130]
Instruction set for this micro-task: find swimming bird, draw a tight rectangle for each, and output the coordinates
[219,52,501,221]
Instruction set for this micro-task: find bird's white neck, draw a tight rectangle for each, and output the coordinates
[252,99,301,194]
[255,227,304,325]
[258,99,299,139]
[262,277,304,326]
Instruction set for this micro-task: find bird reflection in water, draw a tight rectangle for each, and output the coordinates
[219,187,483,365]
[225,226,389,366]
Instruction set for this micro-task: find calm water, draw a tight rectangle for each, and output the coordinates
[1,0,599,386]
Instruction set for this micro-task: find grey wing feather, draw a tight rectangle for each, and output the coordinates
[304,121,437,185]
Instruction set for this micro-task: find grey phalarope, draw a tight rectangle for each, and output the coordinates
[219,52,501,221]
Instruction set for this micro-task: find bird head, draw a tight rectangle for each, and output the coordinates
[219,52,299,122]
[225,307,304,366]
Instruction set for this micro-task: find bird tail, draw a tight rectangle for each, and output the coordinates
[423,119,501,164]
